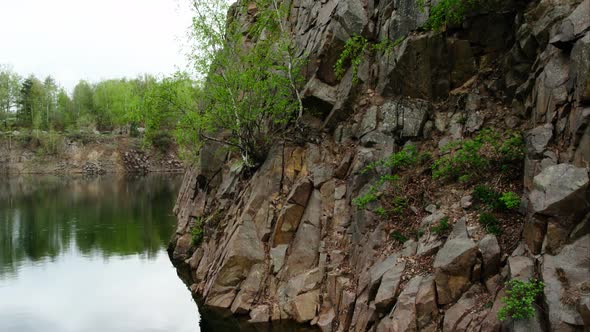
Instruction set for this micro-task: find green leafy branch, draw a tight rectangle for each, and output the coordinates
[334,36,404,85]
[419,0,478,31]
[498,279,545,321]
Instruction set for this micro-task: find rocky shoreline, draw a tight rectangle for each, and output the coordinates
[0,135,184,175]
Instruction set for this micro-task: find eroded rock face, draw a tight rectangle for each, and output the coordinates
[443,285,486,332]
[376,276,423,332]
[433,222,478,305]
[374,260,405,312]
[479,235,501,279]
[542,235,590,330]
[415,276,438,330]
[378,99,430,138]
[205,219,265,308]
[526,124,553,156]
[529,164,589,217]
[168,0,590,330]
[572,34,590,103]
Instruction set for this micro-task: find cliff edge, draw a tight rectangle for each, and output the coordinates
[169,0,590,331]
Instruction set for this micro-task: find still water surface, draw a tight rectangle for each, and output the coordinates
[0,174,200,332]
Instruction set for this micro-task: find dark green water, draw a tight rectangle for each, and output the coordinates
[0,174,200,332]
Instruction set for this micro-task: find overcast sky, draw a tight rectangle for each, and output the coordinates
[0,0,194,91]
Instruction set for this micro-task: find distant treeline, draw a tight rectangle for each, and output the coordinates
[0,65,198,150]
[3,0,310,164]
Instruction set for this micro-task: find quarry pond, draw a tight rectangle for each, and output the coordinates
[0,174,200,332]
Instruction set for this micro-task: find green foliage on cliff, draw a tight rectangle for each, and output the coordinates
[362,145,420,175]
[419,0,477,31]
[334,35,369,84]
[499,192,520,210]
[352,185,379,209]
[431,217,451,235]
[354,145,421,211]
[432,129,524,182]
[479,212,501,235]
[139,73,199,153]
[498,279,545,321]
[184,0,304,166]
[335,36,400,85]
[433,138,487,181]
[473,185,521,211]
[473,185,502,208]
[390,231,408,243]
[190,217,204,246]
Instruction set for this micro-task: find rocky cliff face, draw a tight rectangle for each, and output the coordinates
[169,0,590,331]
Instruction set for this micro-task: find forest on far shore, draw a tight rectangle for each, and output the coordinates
[0,65,198,153]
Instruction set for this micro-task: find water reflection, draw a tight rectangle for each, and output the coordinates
[0,174,180,278]
[0,174,200,332]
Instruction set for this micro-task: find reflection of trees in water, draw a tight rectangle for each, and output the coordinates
[0,174,182,278]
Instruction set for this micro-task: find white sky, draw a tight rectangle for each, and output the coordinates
[0,0,194,91]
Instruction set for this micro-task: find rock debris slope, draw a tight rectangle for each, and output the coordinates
[169,0,590,331]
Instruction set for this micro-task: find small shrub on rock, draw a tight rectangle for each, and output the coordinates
[418,0,478,31]
[498,279,545,321]
[362,145,419,175]
[353,186,379,210]
[354,145,420,210]
[479,212,501,235]
[374,207,388,217]
[390,231,408,243]
[431,217,451,235]
[432,137,488,181]
[499,192,520,210]
[498,133,526,163]
[474,186,521,211]
[473,185,501,208]
[190,217,204,246]
[414,229,425,239]
[335,36,397,84]
[334,35,369,84]
[432,129,524,182]
[391,197,409,215]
